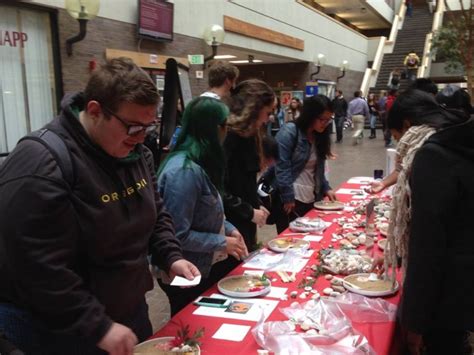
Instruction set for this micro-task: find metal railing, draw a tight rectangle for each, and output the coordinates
[418,1,445,78]
[360,1,407,94]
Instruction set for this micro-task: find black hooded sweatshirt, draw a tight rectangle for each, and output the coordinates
[401,118,474,333]
[0,93,183,343]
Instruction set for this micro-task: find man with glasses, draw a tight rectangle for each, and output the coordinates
[0,57,200,355]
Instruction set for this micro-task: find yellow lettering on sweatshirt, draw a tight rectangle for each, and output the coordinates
[100,177,148,203]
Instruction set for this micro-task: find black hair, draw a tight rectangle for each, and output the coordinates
[387,89,468,131]
[436,85,472,118]
[354,90,361,98]
[409,78,438,95]
[295,94,333,159]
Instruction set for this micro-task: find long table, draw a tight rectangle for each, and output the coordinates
[152,178,401,354]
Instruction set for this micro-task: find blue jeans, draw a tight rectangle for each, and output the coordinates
[370,114,377,129]
[0,301,152,355]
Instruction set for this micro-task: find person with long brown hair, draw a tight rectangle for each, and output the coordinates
[222,79,276,253]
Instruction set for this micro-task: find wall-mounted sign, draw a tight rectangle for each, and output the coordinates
[138,0,174,42]
[305,81,318,97]
[195,70,204,79]
[188,54,204,65]
[0,30,28,47]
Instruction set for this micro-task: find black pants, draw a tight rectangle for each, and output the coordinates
[274,198,314,234]
[334,115,344,142]
[423,330,472,355]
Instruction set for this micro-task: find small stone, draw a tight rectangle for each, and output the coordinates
[311,293,320,300]
[324,274,333,280]
[271,278,278,282]
[290,301,299,308]
[304,286,312,292]
[331,278,343,286]
[306,329,318,335]
[306,276,313,280]
[299,292,307,299]
[333,285,345,293]
[330,291,341,297]
[311,289,319,294]
[257,350,269,355]
[300,322,311,331]
[323,287,333,295]
[290,291,298,299]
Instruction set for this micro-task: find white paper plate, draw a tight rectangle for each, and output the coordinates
[313,200,345,211]
[267,237,310,253]
[134,336,201,354]
[343,273,399,297]
[218,275,271,298]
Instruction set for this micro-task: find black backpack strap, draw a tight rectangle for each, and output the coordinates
[19,129,74,188]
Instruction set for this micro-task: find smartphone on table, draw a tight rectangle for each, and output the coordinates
[193,296,230,308]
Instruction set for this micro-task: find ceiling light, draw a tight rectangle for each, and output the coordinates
[229,59,263,64]
[214,54,237,59]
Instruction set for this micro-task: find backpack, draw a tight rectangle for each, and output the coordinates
[18,129,74,187]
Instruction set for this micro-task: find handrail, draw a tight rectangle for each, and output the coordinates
[418,1,445,77]
[359,1,406,94]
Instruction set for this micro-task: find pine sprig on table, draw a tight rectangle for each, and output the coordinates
[171,321,205,348]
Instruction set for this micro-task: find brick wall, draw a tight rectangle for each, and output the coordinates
[237,62,364,101]
[58,10,209,96]
[58,11,363,101]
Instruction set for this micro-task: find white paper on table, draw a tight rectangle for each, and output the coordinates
[352,195,368,200]
[265,286,288,299]
[212,324,251,342]
[193,293,279,322]
[170,275,201,286]
[336,188,365,195]
[303,235,323,242]
[243,270,264,277]
[344,206,355,212]
[347,176,373,184]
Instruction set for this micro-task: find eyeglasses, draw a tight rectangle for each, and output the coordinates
[101,106,158,136]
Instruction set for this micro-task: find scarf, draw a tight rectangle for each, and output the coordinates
[384,125,436,282]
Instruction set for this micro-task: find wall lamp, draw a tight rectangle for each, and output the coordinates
[337,60,350,80]
[310,53,325,81]
[203,24,225,64]
[65,0,100,56]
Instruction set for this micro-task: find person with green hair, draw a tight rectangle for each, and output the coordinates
[156,96,248,315]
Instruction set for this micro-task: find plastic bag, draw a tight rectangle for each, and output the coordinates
[252,298,375,354]
[324,292,397,323]
[289,217,330,233]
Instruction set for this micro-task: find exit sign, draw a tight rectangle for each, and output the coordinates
[188,54,204,65]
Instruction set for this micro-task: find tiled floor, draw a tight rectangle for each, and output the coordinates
[146,128,389,332]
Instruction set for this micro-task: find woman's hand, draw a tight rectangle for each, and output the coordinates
[252,208,269,227]
[283,201,295,214]
[325,190,337,201]
[226,235,248,260]
[97,322,137,355]
[367,180,385,194]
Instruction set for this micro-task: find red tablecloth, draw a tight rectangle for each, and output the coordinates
[153,180,401,354]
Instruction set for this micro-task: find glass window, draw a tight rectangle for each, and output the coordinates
[0,5,57,154]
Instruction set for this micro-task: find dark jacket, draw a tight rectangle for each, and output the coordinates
[0,93,183,343]
[401,118,474,333]
[332,96,348,118]
[223,131,259,250]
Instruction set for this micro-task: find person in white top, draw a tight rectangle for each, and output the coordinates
[201,61,239,100]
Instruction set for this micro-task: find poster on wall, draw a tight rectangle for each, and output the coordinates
[281,91,292,106]
[305,82,318,97]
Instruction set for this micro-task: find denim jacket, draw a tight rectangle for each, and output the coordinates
[158,153,236,277]
[273,122,331,203]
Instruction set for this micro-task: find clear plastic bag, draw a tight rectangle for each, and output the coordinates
[252,298,375,354]
[289,217,330,233]
[324,292,397,323]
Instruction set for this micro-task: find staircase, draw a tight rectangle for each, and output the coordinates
[372,5,433,93]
